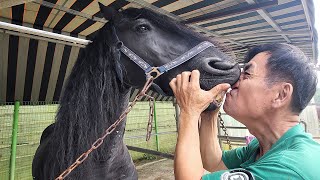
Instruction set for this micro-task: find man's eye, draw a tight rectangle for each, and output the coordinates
[135,24,150,33]
[243,72,251,79]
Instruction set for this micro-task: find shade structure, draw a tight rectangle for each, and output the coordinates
[0,0,318,103]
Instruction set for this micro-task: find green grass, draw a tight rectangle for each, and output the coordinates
[0,101,177,180]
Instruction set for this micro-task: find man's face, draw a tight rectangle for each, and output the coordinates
[223,52,275,125]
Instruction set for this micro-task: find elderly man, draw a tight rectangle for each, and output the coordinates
[170,43,320,180]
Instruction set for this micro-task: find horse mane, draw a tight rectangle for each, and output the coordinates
[47,25,128,178]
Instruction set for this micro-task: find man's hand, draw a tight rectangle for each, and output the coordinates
[171,70,230,180]
[169,70,230,117]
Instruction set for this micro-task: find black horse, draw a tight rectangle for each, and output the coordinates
[32,4,240,180]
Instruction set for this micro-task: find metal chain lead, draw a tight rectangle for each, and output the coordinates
[218,112,232,150]
[146,97,154,141]
[55,77,155,180]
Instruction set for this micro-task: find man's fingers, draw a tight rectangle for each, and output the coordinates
[190,70,200,87]
[176,74,182,90]
[169,78,177,94]
[181,71,191,88]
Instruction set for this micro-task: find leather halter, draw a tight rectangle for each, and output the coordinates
[119,41,215,79]
[111,25,216,94]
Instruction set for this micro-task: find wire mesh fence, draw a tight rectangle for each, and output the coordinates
[0,101,177,180]
[1,100,319,179]
[0,102,14,180]
[125,101,177,160]
[15,102,58,180]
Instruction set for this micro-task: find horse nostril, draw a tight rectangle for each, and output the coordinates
[208,60,236,70]
[208,60,216,68]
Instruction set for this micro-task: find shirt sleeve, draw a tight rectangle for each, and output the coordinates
[222,138,259,169]
[202,165,301,180]
[202,170,228,180]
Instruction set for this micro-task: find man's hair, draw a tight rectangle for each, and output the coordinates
[244,43,318,113]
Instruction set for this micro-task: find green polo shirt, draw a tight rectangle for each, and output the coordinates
[202,124,320,180]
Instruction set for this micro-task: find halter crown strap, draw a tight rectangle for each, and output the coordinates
[120,45,153,72]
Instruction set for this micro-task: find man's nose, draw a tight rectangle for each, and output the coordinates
[238,71,245,81]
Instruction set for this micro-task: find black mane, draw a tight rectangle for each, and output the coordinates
[48,25,129,178]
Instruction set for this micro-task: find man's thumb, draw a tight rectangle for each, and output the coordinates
[209,83,231,96]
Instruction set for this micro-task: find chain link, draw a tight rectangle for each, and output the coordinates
[55,77,155,180]
[218,112,232,150]
[146,97,154,141]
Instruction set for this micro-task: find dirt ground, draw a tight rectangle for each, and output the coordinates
[136,159,174,180]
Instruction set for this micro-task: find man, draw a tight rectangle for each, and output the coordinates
[170,43,320,180]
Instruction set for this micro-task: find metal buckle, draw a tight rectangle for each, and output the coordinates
[146,67,163,79]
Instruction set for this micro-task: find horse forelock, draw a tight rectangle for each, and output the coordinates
[120,8,233,56]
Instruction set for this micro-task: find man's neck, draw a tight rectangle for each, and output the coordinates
[249,113,300,159]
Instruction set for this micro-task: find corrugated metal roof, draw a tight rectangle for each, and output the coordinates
[0,0,318,102]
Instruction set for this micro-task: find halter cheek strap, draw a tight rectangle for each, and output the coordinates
[119,41,215,79]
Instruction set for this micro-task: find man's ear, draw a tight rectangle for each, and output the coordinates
[272,83,293,108]
[98,2,120,21]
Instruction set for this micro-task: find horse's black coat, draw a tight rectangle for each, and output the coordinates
[32,5,240,180]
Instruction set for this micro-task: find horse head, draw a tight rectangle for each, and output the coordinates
[99,4,240,100]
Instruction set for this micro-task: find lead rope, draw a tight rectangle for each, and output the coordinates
[218,112,232,150]
[55,77,155,180]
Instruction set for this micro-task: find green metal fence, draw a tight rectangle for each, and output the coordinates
[0,101,177,180]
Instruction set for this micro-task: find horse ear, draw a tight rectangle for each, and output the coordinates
[98,2,120,21]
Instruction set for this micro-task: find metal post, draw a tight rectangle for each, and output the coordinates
[153,101,160,151]
[10,101,20,180]
[173,99,180,132]
[300,120,307,132]
[217,118,223,150]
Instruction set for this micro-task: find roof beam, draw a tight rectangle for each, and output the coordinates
[0,21,91,47]
[33,0,107,23]
[127,0,246,47]
[225,30,311,39]
[31,0,246,47]
[245,0,291,43]
[0,0,34,9]
[183,0,278,24]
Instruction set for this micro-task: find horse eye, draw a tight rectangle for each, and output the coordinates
[135,24,150,33]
